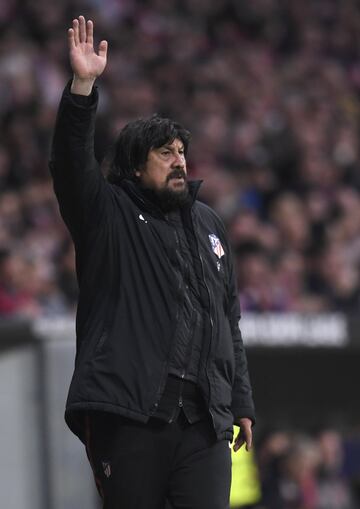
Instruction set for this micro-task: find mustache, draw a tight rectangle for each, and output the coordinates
[166,169,187,182]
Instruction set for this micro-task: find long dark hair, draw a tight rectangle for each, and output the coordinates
[105,114,191,185]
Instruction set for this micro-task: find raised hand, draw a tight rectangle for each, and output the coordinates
[68,16,108,95]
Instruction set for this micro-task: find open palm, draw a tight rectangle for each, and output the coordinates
[68,16,107,80]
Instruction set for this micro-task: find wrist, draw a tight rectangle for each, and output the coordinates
[70,75,96,96]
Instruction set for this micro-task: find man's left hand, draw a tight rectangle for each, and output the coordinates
[233,417,252,452]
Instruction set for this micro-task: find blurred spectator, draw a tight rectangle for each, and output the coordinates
[256,429,358,509]
[317,430,355,509]
[0,248,40,317]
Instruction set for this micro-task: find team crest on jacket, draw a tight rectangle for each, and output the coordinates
[209,234,225,259]
[102,461,111,478]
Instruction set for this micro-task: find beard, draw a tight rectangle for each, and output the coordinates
[154,185,190,212]
[139,169,190,213]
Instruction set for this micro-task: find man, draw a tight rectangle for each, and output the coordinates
[50,15,255,509]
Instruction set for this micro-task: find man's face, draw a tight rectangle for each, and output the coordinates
[136,138,187,193]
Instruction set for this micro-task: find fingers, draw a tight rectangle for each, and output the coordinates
[70,16,94,46]
[68,28,75,50]
[69,15,107,63]
[87,20,93,46]
[233,426,253,452]
[241,421,252,451]
[98,40,108,59]
[72,18,80,46]
[233,435,245,452]
[245,427,253,451]
[79,15,86,43]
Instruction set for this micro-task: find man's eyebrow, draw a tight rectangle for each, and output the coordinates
[161,143,184,151]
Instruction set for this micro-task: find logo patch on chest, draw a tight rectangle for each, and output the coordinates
[102,461,111,478]
[208,234,225,259]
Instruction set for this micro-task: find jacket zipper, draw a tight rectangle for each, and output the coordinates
[183,207,215,429]
[168,224,186,424]
[198,252,215,429]
[172,222,200,391]
[150,222,183,415]
[168,372,185,423]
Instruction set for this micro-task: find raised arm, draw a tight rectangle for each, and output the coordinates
[49,16,109,240]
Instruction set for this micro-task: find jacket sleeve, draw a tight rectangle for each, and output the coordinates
[227,246,256,425]
[49,81,108,241]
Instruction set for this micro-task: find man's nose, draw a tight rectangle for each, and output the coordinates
[172,153,185,168]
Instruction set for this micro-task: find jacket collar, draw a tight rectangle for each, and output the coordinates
[120,179,203,218]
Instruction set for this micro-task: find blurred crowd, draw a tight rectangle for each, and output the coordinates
[244,428,360,509]
[1,0,360,316]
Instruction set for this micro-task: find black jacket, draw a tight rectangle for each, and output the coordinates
[49,83,255,442]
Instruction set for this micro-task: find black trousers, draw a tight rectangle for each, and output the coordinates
[85,410,232,509]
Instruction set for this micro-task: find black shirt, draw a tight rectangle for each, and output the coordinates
[154,374,209,424]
